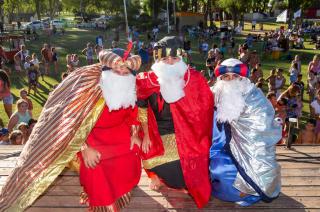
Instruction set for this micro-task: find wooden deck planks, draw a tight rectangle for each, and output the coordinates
[0,145,319,211]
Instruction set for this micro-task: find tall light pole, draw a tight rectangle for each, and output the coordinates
[123,0,129,36]
[167,0,169,34]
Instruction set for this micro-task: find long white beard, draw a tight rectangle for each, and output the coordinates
[100,71,137,112]
[211,77,254,123]
[151,59,188,103]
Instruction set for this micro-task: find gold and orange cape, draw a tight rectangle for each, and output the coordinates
[0,64,105,212]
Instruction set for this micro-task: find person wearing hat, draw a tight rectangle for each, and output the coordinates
[136,36,214,208]
[0,47,143,211]
[210,58,282,206]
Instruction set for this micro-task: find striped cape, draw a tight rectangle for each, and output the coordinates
[0,64,105,212]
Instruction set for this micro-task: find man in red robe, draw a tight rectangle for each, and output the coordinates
[0,48,143,212]
[136,36,214,208]
[79,49,142,211]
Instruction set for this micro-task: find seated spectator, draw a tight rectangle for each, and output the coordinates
[295,35,304,49]
[255,81,263,89]
[250,68,259,84]
[61,72,69,81]
[0,128,10,145]
[296,119,319,144]
[9,130,23,145]
[8,99,32,132]
[17,122,28,144]
[19,89,33,111]
[255,63,263,79]
[267,92,277,108]
[27,118,37,137]
[249,50,260,69]
[71,54,79,68]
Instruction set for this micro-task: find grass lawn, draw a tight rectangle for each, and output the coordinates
[0,23,319,127]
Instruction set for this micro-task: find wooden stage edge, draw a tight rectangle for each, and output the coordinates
[0,145,319,212]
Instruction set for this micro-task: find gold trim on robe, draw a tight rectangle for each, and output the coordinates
[138,107,148,123]
[142,133,180,169]
[6,98,105,212]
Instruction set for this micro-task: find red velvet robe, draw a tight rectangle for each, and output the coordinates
[136,68,214,208]
[79,105,141,207]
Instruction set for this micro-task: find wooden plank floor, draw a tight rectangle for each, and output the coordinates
[0,145,319,212]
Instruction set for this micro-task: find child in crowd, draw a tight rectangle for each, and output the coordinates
[267,92,277,108]
[31,53,39,69]
[66,54,73,72]
[0,128,10,145]
[61,72,68,81]
[13,51,22,72]
[27,64,39,95]
[289,62,299,84]
[9,130,23,145]
[266,68,276,93]
[292,55,301,74]
[17,122,29,144]
[82,42,94,65]
[95,45,102,63]
[71,54,79,67]
[27,119,37,137]
[51,47,58,73]
[23,55,32,71]
[19,89,33,111]
[296,119,319,144]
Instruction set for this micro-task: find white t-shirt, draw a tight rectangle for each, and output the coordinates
[311,100,320,114]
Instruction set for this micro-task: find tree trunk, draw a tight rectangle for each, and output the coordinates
[231,6,239,28]
[208,0,213,27]
[34,0,41,20]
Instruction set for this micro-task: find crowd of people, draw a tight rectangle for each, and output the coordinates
[1,25,320,147]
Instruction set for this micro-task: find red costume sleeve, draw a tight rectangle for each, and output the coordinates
[136,72,165,160]
[170,69,214,208]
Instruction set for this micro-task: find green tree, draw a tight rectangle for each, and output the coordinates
[218,0,248,27]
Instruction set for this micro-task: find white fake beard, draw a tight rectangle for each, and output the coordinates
[100,71,137,112]
[151,59,188,103]
[211,77,254,123]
